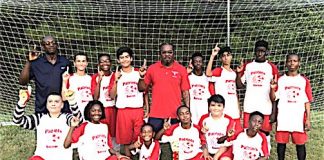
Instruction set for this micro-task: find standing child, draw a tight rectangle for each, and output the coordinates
[62,53,93,116]
[206,45,242,131]
[235,40,279,151]
[155,105,209,160]
[270,53,312,160]
[129,123,161,160]
[198,94,236,160]
[91,53,118,147]
[108,47,145,157]
[13,89,82,160]
[64,100,128,160]
[187,52,211,124]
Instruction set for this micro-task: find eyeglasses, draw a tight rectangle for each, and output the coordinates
[44,41,57,46]
[161,50,174,54]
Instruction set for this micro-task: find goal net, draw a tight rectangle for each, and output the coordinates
[0,0,323,126]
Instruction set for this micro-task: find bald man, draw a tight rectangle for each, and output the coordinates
[19,36,72,113]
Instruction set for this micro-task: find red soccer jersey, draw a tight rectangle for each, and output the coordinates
[144,61,190,118]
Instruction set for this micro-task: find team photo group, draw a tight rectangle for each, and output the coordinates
[13,35,312,160]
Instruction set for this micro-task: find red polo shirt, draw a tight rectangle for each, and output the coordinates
[144,61,190,118]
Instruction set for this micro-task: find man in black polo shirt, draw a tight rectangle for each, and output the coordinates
[19,36,71,113]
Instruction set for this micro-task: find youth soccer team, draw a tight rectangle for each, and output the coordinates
[13,36,313,160]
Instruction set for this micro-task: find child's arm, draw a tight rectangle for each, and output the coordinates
[109,149,130,159]
[63,90,84,125]
[155,118,171,140]
[109,66,121,99]
[64,116,80,148]
[235,59,245,89]
[61,67,70,101]
[128,136,142,150]
[206,44,220,77]
[13,88,42,130]
[305,102,311,131]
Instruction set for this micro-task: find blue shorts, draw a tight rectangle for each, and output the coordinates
[148,117,179,133]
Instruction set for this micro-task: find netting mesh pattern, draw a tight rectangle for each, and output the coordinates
[0,0,323,122]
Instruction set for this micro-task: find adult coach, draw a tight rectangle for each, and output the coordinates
[138,43,190,132]
[19,36,71,113]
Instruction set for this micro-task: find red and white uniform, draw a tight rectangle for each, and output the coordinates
[72,122,113,160]
[240,61,279,115]
[188,73,211,124]
[275,74,312,132]
[162,123,206,160]
[67,74,93,115]
[35,114,72,160]
[91,73,115,108]
[198,113,234,154]
[230,129,269,160]
[108,68,144,144]
[209,67,240,119]
[111,68,143,108]
[144,61,190,119]
[131,140,161,160]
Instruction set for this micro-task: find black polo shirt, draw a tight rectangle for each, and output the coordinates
[30,54,71,113]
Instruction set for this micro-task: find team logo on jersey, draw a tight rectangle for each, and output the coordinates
[192,84,205,100]
[251,71,266,87]
[179,138,194,154]
[285,86,301,103]
[225,80,236,95]
[171,71,179,78]
[241,144,259,159]
[45,128,63,148]
[92,134,108,154]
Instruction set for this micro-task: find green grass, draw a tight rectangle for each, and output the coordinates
[1,113,323,160]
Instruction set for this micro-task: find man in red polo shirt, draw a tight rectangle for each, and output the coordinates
[138,43,190,132]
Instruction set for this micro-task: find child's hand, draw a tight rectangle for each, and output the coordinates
[227,122,236,137]
[163,117,171,130]
[96,66,104,83]
[211,43,220,57]
[235,59,244,73]
[64,89,75,102]
[201,122,209,134]
[71,114,80,127]
[114,65,122,82]
[133,136,142,149]
[270,75,278,89]
[186,59,193,74]
[139,59,147,78]
[62,66,70,83]
[18,86,32,105]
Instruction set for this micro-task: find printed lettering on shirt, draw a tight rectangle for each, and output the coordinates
[241,144,259,160]
[191,84,206,100]
[123,81,138,98]
[250,71,266,87]
[285,86,301,103]
[92,134,108,154]
[179,138,194,154]
[102,86,113,102]
[225,80,236,95]
[45,128,63,148]
[77,86,92,103]
[171,71,179,78]
[207,132,225,149]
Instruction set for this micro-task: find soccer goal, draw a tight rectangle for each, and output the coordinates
[0,0,323,126]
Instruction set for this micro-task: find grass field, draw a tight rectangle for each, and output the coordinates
[1,112,323,160]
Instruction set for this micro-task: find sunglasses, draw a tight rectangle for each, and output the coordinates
[44,41,57,46]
